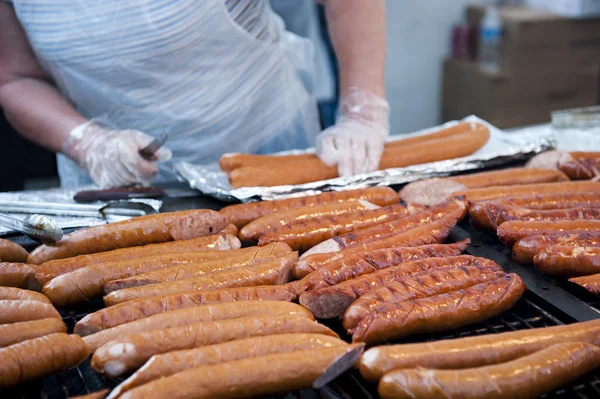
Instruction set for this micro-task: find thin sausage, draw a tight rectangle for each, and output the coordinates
[28,209,229,264]
[0,333,89,389]
[0,318,66,348]
[512,233,600,264]
[219,187,399,228]
[299,256,502,319]
[353,274,525,345]
[0,299,60,324]
[494,192,600,210]
[0,239,28,263]
[109,333,347,399]
[0,286,50,303]
[498,220,600,247]
[102,252,297,306]
[75,282,304,335]
[569,273,600,294]
[378,342,600,399]
[560,158,600,180]
[0,262,36,289]
[119,345,364,399]
[534,245,600,277]
[344,265,504,332]
[91,315,338,377]
[83,300,313,351]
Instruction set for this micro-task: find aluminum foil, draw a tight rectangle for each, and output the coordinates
[176,116,555,202]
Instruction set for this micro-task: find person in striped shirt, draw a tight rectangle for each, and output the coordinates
[0,0,388,188]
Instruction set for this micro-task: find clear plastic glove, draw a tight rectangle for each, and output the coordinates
[316,87,390,177]
[63,121,172,188]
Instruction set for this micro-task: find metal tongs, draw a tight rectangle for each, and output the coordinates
[0,213,63,244]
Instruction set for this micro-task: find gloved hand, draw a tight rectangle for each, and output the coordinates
[63,121,172,188]
[316,87,390,177]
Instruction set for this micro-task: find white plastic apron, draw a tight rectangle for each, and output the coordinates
[12,0,320,187]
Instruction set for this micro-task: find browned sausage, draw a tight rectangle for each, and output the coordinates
[512,233,600,264]
[69,390,109,399]
[91,315,338,377]
[109,333,347,399]
[102,252,297,306]
[560,158,600,180]
[74,282,304,335]
[299,256,502,319]
[0,299,60,324]
[0,262,36,289]
[494,192,600,210]
[0,333,89,389]
[399,168,569,206]
[498,220,600,247]
[118,345,364,399]
[220,186,398,228]
[0,318,66,348]
[28,209,229,264]
[83,300,313,351]
[569,273,600,294]
[240,200,379,241]
[533,245,600,277]
[353,274,525,345]
[343,265,504,332]
[219,224,238,236]
[0,286,50,303]
[359,318,600,383]
[258,204,422,252]
[102,244,291,292]
[0,239,28,263]
[378,342,600,399]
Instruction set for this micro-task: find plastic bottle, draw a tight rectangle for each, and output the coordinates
[479,7,503,73]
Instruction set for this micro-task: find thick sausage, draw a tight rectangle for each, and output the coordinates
[494,192,600,210]
[28,209,229,264]
[43,242,291,306]
[498,220,600,247]
[119,345,364,399]
[0,262,36,289]
[75,282,304,335]
[470,202,600,231]
[353,274,525,345]
[399,168,568,206]
[0,299,60,324]
[219,187,399,228]
[344,266,504,332]
[102,244,291,292]
[91,315,338,377]
[302,198,467,257]
[0,333,89,389]
[359,318,600,383]
[0,318,66,348]
[83,300,313,351]
[0,239,28,263]
[560,158,600,180]
[534,245,600,277]
[0,286,50,303]
[569,273,600,294]
[299,256,502,319]
[513,233,600,264]
[258,204,423,252]
[102,252,297,306]
[239,200,380,241]
[220,224,238,236]
[109,333,347,399]
[378,342,600,399]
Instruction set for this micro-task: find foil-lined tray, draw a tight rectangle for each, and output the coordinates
[176,116,555,202]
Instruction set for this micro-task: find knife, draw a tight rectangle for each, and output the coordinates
[139,133,168,160]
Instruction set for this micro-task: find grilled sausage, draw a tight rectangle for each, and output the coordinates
[0,286,50,303]
[534,245,600,277]
[0,318,66,348]
[359,318,600,383]
[91,315,338,377]
[0,333,89,389]
[512,233,600,264]
[299,256,502,319]
[220,187,398,228]
[0,262,36,289]
[378,342,600,399]
[28,209,228,264]
[569,273,600,294]
[0,239,28,263]
[560,158,600,180]
[103,252,297,306]
[109,333,347,399]
[0,299,60,324]
[75,282,304,335]
[83,300,313,351]
[498,220,600,247]
[494,192,600,210]
[399,168,568,206]
[353,274,525,345]
[119,345,364,399]
[239,200,379,241]
[344,265,504,332]
[69,390,109,399]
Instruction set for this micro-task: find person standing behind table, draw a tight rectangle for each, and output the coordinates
[0,0,389,188]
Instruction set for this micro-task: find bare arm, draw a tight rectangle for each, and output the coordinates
[0,3,87,153]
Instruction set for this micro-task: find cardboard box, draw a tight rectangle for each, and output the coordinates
[526,0,600,18]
